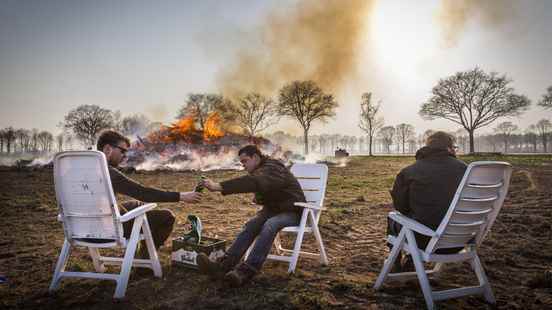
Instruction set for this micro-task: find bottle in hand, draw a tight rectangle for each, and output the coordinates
[194,175,206,192]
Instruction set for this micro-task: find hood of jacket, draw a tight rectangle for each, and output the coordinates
[415,146,455,160]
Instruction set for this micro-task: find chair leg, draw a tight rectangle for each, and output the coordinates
[288,208,309,274]
[308,210,328,265]
[141,216,162,278]
[471,254,495,304]
[49,239,72,292]
[89,247,106,273]
[406,230,435,310]
[374,229,406,289]
[114,215,143,299]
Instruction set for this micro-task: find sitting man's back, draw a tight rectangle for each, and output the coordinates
[389,131,467,252]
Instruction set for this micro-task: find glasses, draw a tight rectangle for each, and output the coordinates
[111,144,128,155]
[452,145,459,150]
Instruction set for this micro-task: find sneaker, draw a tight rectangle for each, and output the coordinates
[224,263,257,287]
[196,253,227,279]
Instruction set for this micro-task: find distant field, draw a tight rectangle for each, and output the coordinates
[1,155,551,309]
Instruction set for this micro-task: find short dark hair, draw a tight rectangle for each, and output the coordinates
[238,145,264,158]
[96,130,130,151]
[426,131,455,150]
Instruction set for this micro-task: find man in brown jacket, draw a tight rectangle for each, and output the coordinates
[197,145,306,286]
[97,130,202,257]
[388,131,467,271]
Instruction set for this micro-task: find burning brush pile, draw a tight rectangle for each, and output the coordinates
[125,112,283,171]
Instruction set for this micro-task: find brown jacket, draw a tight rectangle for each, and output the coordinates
[220,158,306,214]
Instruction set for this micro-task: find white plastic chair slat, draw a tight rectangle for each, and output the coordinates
[467,182,503,188]
[450,208,492,223]
[445,222,485,235]
[455,209,492,215]
[460,196,498,202]
[64,212,113,217]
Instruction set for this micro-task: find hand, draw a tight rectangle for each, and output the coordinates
[201,178,222,192]
[180,191,202,203]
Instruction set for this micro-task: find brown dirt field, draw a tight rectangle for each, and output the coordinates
[1,156,551,309]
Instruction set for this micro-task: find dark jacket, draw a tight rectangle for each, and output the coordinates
[108,166,180,206]
[390,147,467,232]
[220,158,306,214]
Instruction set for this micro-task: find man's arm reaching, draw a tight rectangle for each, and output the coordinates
[109,166,180,202]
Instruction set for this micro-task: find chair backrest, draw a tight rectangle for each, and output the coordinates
[290,163,329,225]
[53,151,124,245]
[426,161,512,253]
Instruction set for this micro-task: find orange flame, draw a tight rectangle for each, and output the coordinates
[171,116,196,136]
[203,112,224,142]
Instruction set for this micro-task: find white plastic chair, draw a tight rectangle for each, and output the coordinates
[246,163,329,273]
[374,161,512,309]
[49,151,162,299]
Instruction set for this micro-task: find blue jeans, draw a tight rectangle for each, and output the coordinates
[226,207,301,271]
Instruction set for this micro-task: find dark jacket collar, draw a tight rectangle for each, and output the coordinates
[415,146,455,160]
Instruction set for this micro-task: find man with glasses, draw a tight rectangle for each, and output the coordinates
[387,131,467,271]
[96,130,202,259]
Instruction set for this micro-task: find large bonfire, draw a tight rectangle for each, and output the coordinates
[125,112,282,171]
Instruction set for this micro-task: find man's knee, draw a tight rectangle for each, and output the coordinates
[154,209,176,226]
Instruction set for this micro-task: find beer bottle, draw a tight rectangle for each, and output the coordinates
[194,175,206,192]
[254,192,264,205]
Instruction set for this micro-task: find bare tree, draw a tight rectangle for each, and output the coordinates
[278,80,338,155]
[378,126,395,154]
[37,131,54,152]
[232,93,279,137]
[535,119,551,153]
[395,123,415,154]
[62,105,117,147]
[177,94,234,130]
[0,128,5,153]
[56,133,65,152]
[2,127,16,154]
[30,128,39,152]
[15,129,31,153]
[420,67,530,153]
[525,125,538,153]
[120,114,151,137]
[494,121,518,153]
[359,92,384,156]
[538,86,552,109]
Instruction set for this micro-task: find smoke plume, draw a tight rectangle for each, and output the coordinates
[436,0,518,47]
[218,0,375,99]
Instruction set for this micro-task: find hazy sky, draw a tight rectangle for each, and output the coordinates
[1,0,551,137]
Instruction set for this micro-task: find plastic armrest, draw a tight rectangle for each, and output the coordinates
[294,202,325,210]
[119,203,157,222]
[388,211,437,237]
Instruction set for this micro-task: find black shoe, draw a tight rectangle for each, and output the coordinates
[224,263,257,287]
[197,253,227,279]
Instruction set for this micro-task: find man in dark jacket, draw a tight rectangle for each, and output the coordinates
[97,130,202,256]
[389,131,467,270]
[197,145,306,286]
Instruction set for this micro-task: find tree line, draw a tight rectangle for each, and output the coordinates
[1,67,551,155]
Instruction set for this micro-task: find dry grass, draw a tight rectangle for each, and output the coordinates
[1,155,551,309]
